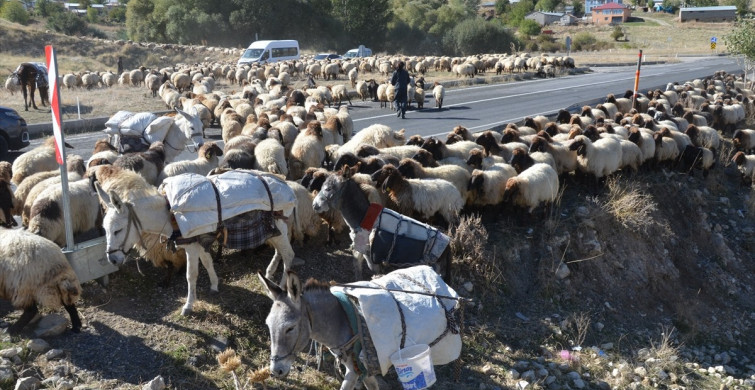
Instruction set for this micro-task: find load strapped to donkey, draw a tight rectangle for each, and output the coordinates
[101,108,205,157]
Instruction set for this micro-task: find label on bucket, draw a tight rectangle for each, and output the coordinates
[396,366,427,390]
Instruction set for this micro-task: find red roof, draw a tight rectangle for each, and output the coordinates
[592,2,628,9]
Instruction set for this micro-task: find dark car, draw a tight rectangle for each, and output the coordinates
[0,106,30,161]
[313,53,342,61]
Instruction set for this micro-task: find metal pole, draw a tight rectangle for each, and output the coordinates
[46,45,75,251]
[632,49,643,111]
[77,96,81,119]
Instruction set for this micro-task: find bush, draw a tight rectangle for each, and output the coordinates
[86,7,98,23]
[442,18,520,56]
[571,31,614,51]
[47,9,89,35]
[611,25,625,41]
[1,1,29,25]
[518,19,542,37]
[108,6,126,23]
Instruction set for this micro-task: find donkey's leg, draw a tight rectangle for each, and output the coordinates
[197,246,219,292]
[182,248,201,315]
[30,84,38,109]
[339,363,359,390]
[22,87,29,111]
[362,376,379,390]
[267,220,295,285]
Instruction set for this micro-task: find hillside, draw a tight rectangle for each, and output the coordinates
[1,16,755,390]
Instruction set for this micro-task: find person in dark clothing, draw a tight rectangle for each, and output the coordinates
[117,57,123,75]
[391,61,410,119]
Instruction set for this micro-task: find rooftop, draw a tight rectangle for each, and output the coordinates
[592,3,628,10]
[679,5,737,11]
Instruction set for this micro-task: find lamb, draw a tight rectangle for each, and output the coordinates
[732,129,755,154]
[684,124,721,154]
[0,228,82,334]
[253,138,288,176]
[568,134,623,182]
[433,82,445,109]
[732,151,755,185]
[678,145,714,178]
[113,142,166,185]
[370,165,463,226]
[288,120,326,180]
[12,137,74,185]
[162,142,223,178]
[502,163,560,214]
[421,137,480,161]
[28,179,101,247]
[397,158,471,202]
[467,164,519,207]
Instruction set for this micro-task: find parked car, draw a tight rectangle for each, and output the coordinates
[313,53,342,61]
[0,106,30,161]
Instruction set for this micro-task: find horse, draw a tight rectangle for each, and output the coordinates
[312,164,450,280]
[12,63,49,111]
[92,166,295,315]
[258,271,380,390]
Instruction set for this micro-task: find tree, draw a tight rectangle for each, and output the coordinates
[86,6,98,23]
[535,0,561,11]
[108,6,126,22]
[611,25,624,41]
[722,0,751,16]
[571,0,584,15]
[0,1,29,25]
[330,0,391,48]
[442,18,519,55]
[725,19,755,85]
[47,8,88,34]
[518,19,541,37]
[504,0,535,27]
[495,0,510,14]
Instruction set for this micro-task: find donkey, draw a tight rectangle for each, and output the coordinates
[258,271,380,390]
[13,63,49,111]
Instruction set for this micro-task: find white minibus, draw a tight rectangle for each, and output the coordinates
[238,40,300,66]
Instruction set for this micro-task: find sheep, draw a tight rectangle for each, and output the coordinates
[102,71,117,88]
[159,81,181,109]
[626,127,656,167]
[253,138,288,176]
[300,168,347,244]
[162,142,223,178]
[21,160,86,227]
[528,136,578,175]
[370,165,463,226]
[711,103,744,134]
[81,72,100,90]
[475,131,527,161]
[618,139,643,175]
[678,145,714,178]
[61,73,77,90]
[13,155,85,217]
[433,82,445,109]
[397,158,471,202]
[321,115,344,146]
[335,105,353,143]
[421,137,480,161]
[732,151,755,185]
[732,129,755,154]
[130,68,145,87]
[467,163,519,207]
[11,137,74,185]
[0,228,82,334]
[466,148,506,170]
[658,127,692,155]
[221,107,245,143]
[28,179,101,247]
[331,84,352,107]
[684,124,721,154]
[568,135,623,184]
[606,94,632,114]
[652,131,680,167]
[220,135,256,170]
[508,148,557,174]
[333,152,397,175]
[356,80,369,101]
[286,180,322,244]
[502,163,560,214]
[113,142,166,185]
[288,120,326,180]
[145,73,161,97]
[0,162,16,227]
[337,124,406,158]
[170,71,191,92]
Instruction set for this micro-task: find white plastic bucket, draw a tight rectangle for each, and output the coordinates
[389,344,436,390]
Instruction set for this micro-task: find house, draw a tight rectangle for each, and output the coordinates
[679,6,736,22]
[525,11,566,26]
[561,13,580,25]
[585,0,623,14]
[591,2,632,24]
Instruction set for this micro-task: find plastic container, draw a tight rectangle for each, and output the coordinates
[390,344,436,390]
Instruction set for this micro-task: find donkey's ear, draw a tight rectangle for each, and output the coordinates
[110,190,124,211]
[257,271,283,300]
[94,181,112,208]
[285,271,302,304]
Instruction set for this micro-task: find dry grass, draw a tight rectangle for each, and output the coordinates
[599,177,659,235]
[447,214,506,297]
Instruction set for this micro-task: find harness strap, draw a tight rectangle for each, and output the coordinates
[360,203,383,230]
[332,291,367,378]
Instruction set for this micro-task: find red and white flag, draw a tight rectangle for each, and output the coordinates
[45,45,64,165]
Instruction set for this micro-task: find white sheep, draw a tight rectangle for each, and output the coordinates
[0,228,82,334]
[373,165,462,226]
[102,71,117,88]
[286,180,322,244]
[433,82,445,109]
[12,154,85,216]
[28,179,100,247]
[685,124,721,153]
[288,121,326,180]
[569,135,623,180]
[130,68,145,87]
[337,124,406,158]
[467,163,519,206]
[732,129,755,153]
[422,137,480,161]
[61,73,78,90]
[397,158,471,203]
[502,163,560,214]
[528,136,577,175]
[162,142,223,178]
[254,138,288,176]
[331,84,351,107]
[619,139,643,174]
[145,73,160,97]
[11,137,72,185]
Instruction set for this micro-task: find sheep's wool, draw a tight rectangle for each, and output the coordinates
[161,170,296,237]
[330,265,462,376]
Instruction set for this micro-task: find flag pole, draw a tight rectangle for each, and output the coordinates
[46,45,75,250]
[632,49,643,111]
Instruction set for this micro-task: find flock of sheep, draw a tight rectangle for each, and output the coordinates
[0,49,753,335]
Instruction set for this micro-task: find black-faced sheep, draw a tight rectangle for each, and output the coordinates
[333,152,396,175]
[0,228,82,334]
[113,141,167,185]
[732,151,755,186]
[466,148,506,170]
[421,137,480,161]
[508,148,556,174]
[528,136,577,175]
[162,142,223,178]
[684,124,721,155]
[370,164,462,226]
[475,131,527,161]
[678,145,714,178]
[568,134,622,184]
[219,135,256,170]
[467,164,519,207]
[337,124,406,158]
[502,163,560,214]
[732,129,755,154]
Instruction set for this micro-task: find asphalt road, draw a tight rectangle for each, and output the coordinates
[19,55,741,163]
